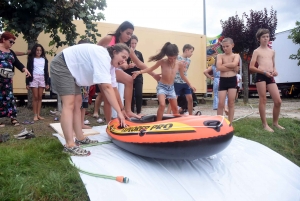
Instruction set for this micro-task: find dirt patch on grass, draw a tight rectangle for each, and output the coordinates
[0,98,299,139]
[142,98,300,120]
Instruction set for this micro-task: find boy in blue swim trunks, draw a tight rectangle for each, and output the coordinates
[131,42,187,121]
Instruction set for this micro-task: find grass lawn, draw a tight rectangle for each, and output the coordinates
[0,106,299,200]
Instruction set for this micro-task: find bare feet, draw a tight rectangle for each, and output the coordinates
[137,113,145,117]
[273,124,285,130]
[38,116,45,120]
[263,125,274,132]
[126,111,141,119]
[92,114,99,118]
[82,125,92,129]
[34,116,39,121]
[224,109,229,116]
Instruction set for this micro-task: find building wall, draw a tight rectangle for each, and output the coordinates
[11,20,207,95]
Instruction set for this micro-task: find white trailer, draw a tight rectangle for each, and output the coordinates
[272,30,300,97]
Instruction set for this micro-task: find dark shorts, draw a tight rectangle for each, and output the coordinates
[174,83,192,96]
[255,73,276,85]
[218,76,237,91]
[95,84,101,93]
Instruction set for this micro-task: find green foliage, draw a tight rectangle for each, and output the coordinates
[221,7,277,59]
[0,0,106,51]
[288,21,300,66]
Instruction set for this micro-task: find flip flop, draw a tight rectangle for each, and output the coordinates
[22,120,34,125]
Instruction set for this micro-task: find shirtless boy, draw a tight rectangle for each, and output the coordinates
[249,28,284,132]
[216,38,240,125]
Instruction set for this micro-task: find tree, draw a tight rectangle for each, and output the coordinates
[220,8,277,103]
[0,0,106,107]
[288,21,300,66]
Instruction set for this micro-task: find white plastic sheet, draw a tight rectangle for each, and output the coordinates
[53,125,300,201]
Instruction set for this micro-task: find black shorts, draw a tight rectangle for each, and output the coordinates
[95,84,101,93]
[81,102,88,109]
[255,73,276,85]
[219,76,237,91]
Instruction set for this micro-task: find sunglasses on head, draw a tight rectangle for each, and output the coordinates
[9,40,15,45]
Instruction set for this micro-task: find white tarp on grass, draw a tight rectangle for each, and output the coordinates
[53,125,300,201]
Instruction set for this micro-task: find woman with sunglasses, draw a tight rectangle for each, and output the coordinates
[0,31,31,127]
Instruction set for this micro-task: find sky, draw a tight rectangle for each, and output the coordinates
[101,0,300,37]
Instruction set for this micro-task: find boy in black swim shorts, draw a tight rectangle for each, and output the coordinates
[255,73,276,85]
[249,28,284,132]
[216,38,240,124]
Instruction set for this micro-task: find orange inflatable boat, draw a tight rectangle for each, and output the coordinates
[106,114,234,160]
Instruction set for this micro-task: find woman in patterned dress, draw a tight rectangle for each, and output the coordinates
[0,32,31,127]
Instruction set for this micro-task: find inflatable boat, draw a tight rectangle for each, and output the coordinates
[106,114,234,160]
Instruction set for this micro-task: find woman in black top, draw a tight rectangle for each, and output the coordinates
[125,35,144,115]
[0,32,31,127]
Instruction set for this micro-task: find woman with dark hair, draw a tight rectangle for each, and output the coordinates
[50,43,128,156]
[97,21,161,122]
[26,44,49,121]
[0,31,31,127]
[124,35,144,116]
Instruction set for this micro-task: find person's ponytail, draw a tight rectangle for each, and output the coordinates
[148,42,178,62]
[149,42,172,62]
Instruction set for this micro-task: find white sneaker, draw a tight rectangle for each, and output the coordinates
[84,120,90,125]
[97,118,103,123]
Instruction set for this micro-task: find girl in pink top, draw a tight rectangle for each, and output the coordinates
[98,21,161,122]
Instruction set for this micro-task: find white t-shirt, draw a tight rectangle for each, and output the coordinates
[63,44,113,86]
[33,57,45,75]
[236,74,242,88]
[110,66,117,88]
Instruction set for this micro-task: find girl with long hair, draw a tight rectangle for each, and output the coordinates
[26,44,49,121]
[132,42,188,121]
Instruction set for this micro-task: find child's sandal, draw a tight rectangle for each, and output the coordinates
[11,119,20,126]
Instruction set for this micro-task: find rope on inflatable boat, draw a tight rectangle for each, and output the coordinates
[68,158,129,183]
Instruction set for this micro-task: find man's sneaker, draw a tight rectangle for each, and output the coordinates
[63,145,91,156]
[75,137,98,145]
[14,128,33,138]
[14,128,35,140]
